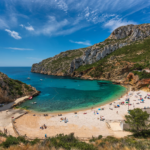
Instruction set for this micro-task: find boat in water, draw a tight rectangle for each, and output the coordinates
[27,73,31,80]
[32,102,37,104]
[29,96,33,100]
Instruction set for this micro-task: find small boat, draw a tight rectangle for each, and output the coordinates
[29,96,33,100]
[40,79,43,81]
[27,73,31,80]
[32,102,37,104]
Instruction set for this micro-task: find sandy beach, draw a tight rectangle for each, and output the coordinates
[0,96,29,136]
[4,90,147,139]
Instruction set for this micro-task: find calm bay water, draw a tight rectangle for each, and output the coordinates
[0,67,126,112]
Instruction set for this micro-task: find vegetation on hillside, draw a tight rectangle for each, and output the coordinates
[1,108,150,149]
[76,37,150,79]
[0,72,36,103]
[1,132,150,150]
[125,108,150,133]
[32,48,89,74]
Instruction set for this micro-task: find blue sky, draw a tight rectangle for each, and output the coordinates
[0,0,150,66]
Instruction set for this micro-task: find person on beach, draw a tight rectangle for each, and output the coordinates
[45,134,47,138]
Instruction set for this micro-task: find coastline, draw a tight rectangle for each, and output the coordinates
[22,84,129,115]
[15,88,150,139]
[3,86,150,139]
[17,83,127,114]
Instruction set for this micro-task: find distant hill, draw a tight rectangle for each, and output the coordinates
[0,72,39,103]
[31,24,150,90]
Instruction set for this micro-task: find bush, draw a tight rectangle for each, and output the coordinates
[30,138,40,145]
[98,135,103,139]
[132,71,150,80]
[133,130,150,138]
[24,84,30,90]
[89,135,102,142]
[15,80,23,84]
[48,133,96,150]
[18,91,23,96]
[17,136,29,144]
[99,142,105,147]
[2,136,19,148]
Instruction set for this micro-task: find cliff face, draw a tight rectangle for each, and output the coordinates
[31,24,150,77]
[0,72,39,103]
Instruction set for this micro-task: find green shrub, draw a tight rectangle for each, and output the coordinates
[133,130,150,138]
[30,138,40,145]
[15,80,23,84]
[18,91,23,96]
[48,133,96,150]
[99,142,105,147]
[98,135,103,139]
[2,136,19,148]
[17,136,29,144]
[24,84,30,90]
[132,71,150,80]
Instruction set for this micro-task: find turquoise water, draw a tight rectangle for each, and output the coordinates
[0,67,126,112]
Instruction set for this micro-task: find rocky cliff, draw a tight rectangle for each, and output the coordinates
[31,24,150,89]
[32,24,150,76]
[0,72,39,103]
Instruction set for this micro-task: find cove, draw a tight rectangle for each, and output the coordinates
[0,67,126,112]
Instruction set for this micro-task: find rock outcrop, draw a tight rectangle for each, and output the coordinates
[69,24,150,73]
[0,72,39,103]
[31,24,150,76]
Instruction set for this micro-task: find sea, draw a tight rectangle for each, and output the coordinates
[0,67,127,112]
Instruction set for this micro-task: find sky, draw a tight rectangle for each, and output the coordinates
[0,0,150,66]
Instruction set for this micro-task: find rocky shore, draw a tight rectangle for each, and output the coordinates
[0,72,40,104]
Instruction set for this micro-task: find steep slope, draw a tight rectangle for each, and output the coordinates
[0,72,39,103]
[31,24,150,78]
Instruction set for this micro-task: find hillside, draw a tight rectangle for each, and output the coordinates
[31,24,150,89]
[0,72,39,103]
[0,133,150,150]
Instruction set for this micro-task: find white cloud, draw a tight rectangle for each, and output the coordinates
[55,0,68,12]
[25,25,34,31]
[35,16,69,36]
[2,0,150,38]
[20,24,24,27]
[104,17,137,31]
[5,29,22,39]
[6,47,33,51]
[36,16,89,36]
[20,24,34,31]
[70,40,91,46]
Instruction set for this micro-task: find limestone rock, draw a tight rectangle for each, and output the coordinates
[31,24,150,76]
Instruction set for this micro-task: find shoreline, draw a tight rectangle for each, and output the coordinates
[17,84,128,115]
[2,87,150,139]
[15,88,150,139]
[19,84,129,115]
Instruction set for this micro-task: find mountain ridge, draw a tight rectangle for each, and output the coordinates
[31,23,150,90]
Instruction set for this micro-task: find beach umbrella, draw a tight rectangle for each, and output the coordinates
[98,108,101,110]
